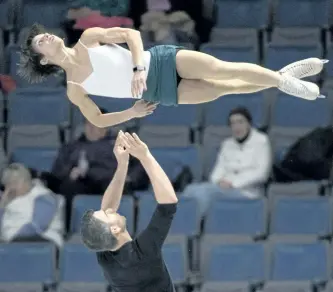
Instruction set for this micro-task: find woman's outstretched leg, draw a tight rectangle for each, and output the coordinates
[176,50,280,86]
[177,79,271,105]
[176,50,321,100]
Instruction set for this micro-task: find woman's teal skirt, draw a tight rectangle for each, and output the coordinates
[142,45,184,107]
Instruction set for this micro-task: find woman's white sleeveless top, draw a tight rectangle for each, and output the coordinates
[67,40,151,98]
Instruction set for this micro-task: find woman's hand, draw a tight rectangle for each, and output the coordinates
[130,100,158,118]
[132,70,147,98]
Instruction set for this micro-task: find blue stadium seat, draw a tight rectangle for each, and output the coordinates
[200,43,258,63]
[271,93,331,128]
[263,281,312,292]
[71,195,135,235]
[201,282,251,292]
[0,242,55,283]
[0,29,4,73]
[201,144,223,180]
[270,241,329,281]
[59,240,105,283]
[271,197,332,237]
[204,92,266,127]
[268,182,320,198]
[265,45,322,72]
[7,45,64,88]
[17,0,67,29]
[150,146,201,181]
[138,104,201,147]
[273,0,331,28]
[210,28,258,49]
[268,90,326,163]
[0,0,14,29]
[162,237,188,285]
[215,0,269,28]
[7,125,61,152]
[325,46,333,79]
[205,198,267,238]
[141,104,199,126]
[0,90,4,125]
[8,88,69,125]
[11,147,58,172]
[137,195,201,236]
[204,242,266,282]
[270,28,321,47]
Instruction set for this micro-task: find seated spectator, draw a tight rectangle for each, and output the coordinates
[183,107,272,217]
[49,110,148,229]
[0,163,64,247]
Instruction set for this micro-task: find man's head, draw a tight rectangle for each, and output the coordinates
[1,163,33,196]
[84,108,109,141]
[228,107,253,140]
[81,208,127,251]
[18,23,65,83]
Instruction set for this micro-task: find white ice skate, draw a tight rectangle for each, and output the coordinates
[278,75,324,100]
[279,58,329,79]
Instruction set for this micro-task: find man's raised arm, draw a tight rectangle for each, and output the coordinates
[100,131,129,211]
[119,133,178,204]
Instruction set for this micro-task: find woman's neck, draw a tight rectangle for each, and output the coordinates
[51,46,78,70]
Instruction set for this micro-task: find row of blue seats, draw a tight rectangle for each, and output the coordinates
[5,143,330,181]
[0,0,331,31]
[0,142,304,179]
[0,238,332,290]
[0,88,332,129]
[70,194,333,238]
[0,89,331,164]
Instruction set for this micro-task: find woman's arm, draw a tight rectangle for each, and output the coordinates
[80,27,145,68]
[67,88,156,128]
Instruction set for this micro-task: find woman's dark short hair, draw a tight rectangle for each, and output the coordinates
[18,23,61,84]
[228,106,253,125]
[81,210,118,252]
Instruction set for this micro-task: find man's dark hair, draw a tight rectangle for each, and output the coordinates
[81,210,118,251]
[228,106,253,125]
[18,23,61,84]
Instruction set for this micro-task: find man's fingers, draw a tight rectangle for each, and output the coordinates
[132,133,142,144]
[125,132,138,147]
[118,134,131,149]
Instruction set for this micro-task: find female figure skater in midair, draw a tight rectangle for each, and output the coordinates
[19,24,328,128]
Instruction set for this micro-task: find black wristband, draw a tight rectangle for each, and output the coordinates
[133,66,146,72]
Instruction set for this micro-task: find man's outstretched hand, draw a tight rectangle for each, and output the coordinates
[113,131,130,165]
[118,132,150,160]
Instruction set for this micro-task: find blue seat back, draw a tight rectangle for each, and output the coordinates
[206,242,266,282]
[271,197,332,236]
[0,243,55,282]
[205,198,266,237]
[271,241,329,281]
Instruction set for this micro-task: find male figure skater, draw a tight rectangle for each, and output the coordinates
[81,131,178,292]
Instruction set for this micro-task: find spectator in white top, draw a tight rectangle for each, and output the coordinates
[0,163,65,246]
[183,107,272,217]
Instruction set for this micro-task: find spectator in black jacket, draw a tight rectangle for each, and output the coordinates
[50,109,148,229]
